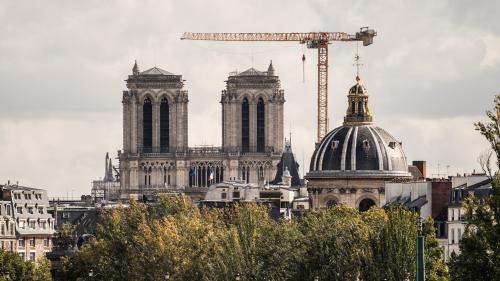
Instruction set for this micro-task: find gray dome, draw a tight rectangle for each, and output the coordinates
[309,125,411,178]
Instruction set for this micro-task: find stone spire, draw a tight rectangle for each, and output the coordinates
[132,60,139,76]
[343,75,372,125]
[104,153,114,182]
[267,60,275,76]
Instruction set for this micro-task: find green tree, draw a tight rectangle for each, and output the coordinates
[0,249,51,281]
[298,205,367,281]
[449,94,500,280]
[360,207,417,281]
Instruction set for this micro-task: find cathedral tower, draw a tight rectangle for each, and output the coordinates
[221,61,284,154]
[120,62,188,195]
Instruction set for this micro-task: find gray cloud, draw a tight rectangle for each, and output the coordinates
[0,0,498,197]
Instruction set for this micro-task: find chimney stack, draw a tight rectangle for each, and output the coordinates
[412,161,426,178]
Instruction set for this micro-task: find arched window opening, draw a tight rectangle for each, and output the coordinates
[160,97,169,152]
[358,198,376,212]
[351,101,356,114]
[258,166,264,180]
[326,199,338,208]
[241,98,249,152]
[143,98,153,152]
[257,98,265,152]
[358,101,364,114]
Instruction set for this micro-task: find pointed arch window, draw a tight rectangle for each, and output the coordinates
[143,98,153,152]
[160,97,169,152]
[241,98,249,152]
[257,98,265,152]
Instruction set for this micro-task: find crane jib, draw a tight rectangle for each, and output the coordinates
[180,28,376,143]
[181,32,357,42]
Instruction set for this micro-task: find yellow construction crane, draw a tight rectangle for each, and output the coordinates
[181,28,377,143]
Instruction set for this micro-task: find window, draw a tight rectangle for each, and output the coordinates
[233,191,240,198]
[29,221,35,229]
[18,239,25,247]
[17,207,23,214]
[1,224,4,235]
[29,238,35,247]
[160,97,169,151]
[458,228,462,241]
[221,193,227,199]
[1,241,4,249]
[19,221,25,229]
[19,252,25,260]
[28,207,33,214]
[14,193,21,200]
[62,212,70,219]
[38,207,43,214]
[10,223,14,235]
[142,97,153,151]
[241,98,249,152]
[40,221,47,230]
[451,228,455,244]
[43,238,49,247]
[29,252,35,261]
[6,205,10,215]
[256,98,265,152]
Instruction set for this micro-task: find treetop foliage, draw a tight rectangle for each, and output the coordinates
[60,197,448,281]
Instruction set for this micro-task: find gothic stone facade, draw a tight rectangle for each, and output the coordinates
[119,62,284,198]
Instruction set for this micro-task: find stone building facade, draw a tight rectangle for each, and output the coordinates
[119,61,284,198]
[305,75,412,211]
[0,200,16,252]
[0,184,55,261]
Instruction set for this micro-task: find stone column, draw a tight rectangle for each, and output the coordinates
[131,99,138,153]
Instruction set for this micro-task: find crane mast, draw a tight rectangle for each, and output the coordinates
[181,28,376,143]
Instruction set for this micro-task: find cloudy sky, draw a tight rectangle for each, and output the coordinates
[1,0,499,198]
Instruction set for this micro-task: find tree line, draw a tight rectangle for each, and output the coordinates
[58,197,448,281]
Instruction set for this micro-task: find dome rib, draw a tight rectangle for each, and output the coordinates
[350,126,358,170]
[340,127,353,170]
[367,126,384,170]
[372,127,392,170]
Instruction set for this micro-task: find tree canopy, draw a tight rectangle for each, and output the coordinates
[449,94,500,281]
[60,197,448,281]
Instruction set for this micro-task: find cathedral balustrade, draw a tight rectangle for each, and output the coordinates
[134,146,277,157]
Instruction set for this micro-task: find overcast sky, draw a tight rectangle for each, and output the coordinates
[1,0,499,198]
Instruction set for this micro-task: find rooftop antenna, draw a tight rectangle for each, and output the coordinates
[354,42,363,77]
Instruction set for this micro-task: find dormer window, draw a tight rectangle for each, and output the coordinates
[389,141,396,149]
[332,140,340,150]
[362,139,370,149]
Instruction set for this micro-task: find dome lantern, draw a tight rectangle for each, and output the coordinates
[344,75,372,125]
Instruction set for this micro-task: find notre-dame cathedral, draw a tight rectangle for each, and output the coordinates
[119,61,285,198]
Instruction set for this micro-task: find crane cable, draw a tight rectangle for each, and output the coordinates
[302,44,306,83]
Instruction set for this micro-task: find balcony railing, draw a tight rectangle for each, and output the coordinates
[133,146,276,157]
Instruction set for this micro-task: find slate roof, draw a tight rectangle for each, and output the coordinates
[140,67,175,76]
[271,141,302,186]
[237,67,266,76]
